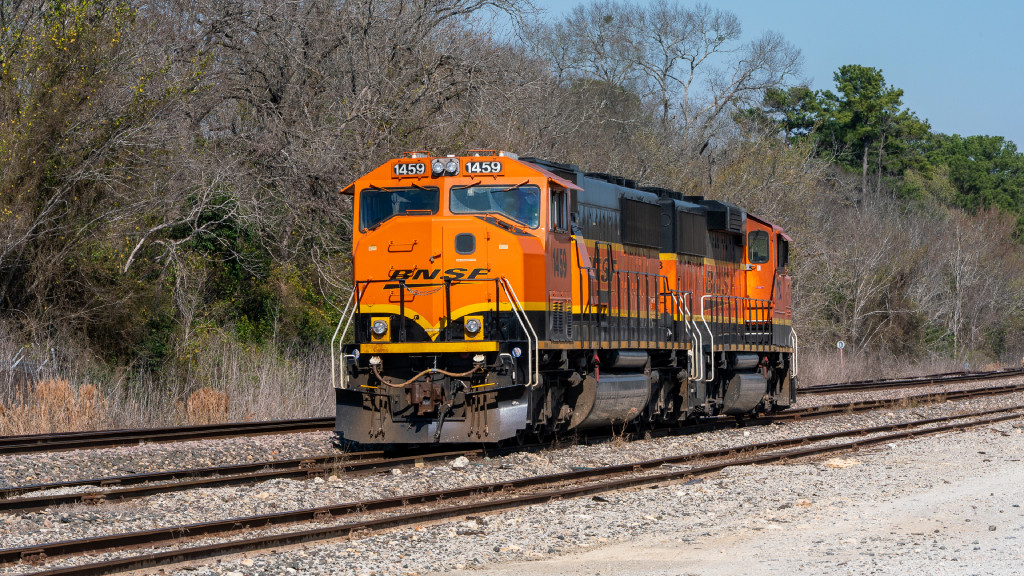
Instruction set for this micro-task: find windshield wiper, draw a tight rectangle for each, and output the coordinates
[450,180,482,192]
[495,180,530,195]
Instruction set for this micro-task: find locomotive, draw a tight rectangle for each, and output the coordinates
[331,151,797,447]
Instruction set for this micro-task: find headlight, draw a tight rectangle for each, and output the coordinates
[431,158,445,175]
[465,318,482,335]
[444,158,460,175]
[371,319,388,336]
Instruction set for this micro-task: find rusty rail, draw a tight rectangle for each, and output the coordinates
[0,417,335,455]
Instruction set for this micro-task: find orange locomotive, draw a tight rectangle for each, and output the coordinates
[331,151,797,446]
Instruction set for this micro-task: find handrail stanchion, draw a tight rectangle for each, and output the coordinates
[791,329,799,378]
[499,277,539,388]
[700,294,716,384]
[330,288,357,390]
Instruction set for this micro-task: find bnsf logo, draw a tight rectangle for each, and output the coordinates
[389,268,490,281]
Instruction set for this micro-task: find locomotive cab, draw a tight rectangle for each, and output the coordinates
[334,151,581,445]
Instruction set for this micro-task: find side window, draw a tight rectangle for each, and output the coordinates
[777,236,789,270]
[550,188,569,232]
[748,231,770,264]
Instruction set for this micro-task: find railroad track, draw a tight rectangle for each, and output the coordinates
[0,417,334,455]
[798,367,1024,395]
[7,402,1023,576]
[0,449,470,513]
[5,379,1024,515]
[780,381,1024,419]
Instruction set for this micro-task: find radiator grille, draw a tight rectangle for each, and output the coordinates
[549,298,572,341]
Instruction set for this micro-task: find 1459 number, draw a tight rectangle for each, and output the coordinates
[393,162,425,176]
[465,161,502,174]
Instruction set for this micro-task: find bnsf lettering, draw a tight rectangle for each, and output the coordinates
[705,269,731,294]
[389,268,490,281]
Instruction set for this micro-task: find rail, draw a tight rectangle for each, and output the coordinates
[339,277,530,344]
[0,418,335,456]
[699,294,773,347]
[330,276,538,387]
[662,282,702,381]
[499,276,539,387]
[791,328,799,378]
[330,290,356,389]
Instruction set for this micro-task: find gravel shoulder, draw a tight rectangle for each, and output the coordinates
[442,421,1024,576]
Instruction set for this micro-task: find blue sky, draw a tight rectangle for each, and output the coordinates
[537,0,1024,149]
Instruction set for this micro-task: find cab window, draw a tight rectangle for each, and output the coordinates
[550,187,569,232]
[359,186,439,230]
[748,230,770,264]
[450,183,541,228]
[777,235,789,270]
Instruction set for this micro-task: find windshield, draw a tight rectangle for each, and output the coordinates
[359,186,440,230]
[450,184,541,228]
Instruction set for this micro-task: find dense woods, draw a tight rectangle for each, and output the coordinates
[2,0,1023,425]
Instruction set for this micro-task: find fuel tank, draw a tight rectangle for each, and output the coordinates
[600,350,650,369]
[722,371,768,415]
[568,372,656,429]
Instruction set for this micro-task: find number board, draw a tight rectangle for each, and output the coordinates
[393,162,426,177]
[465,161,503,175]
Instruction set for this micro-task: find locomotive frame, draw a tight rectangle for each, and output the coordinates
[332,151,797,447]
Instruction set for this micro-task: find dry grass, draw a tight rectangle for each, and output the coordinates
[0,326,333,433]
[796,348,995,387]
[176,387,232,425]
[0,379,108,435]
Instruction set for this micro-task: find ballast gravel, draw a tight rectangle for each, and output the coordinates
[1,383,1023,575]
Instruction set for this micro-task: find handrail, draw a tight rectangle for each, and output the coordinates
[699,294,716,384]
[681,292,705,382]
[499,277,539,388]
[790,328,799,378]
[330,290,357,389]
[662,280,703,382]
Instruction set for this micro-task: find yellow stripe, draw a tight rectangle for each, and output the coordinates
[451,301,545,318]
[360,342,499,354]
[357,302,545,339]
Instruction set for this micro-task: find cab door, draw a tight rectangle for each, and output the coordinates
[744,221,775,303]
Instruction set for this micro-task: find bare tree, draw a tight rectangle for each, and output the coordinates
[528,1,802,148]
[915,210,1024,361]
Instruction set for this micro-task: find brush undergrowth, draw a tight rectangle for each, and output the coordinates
[0,379,108,435]
[0,330,333,434]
